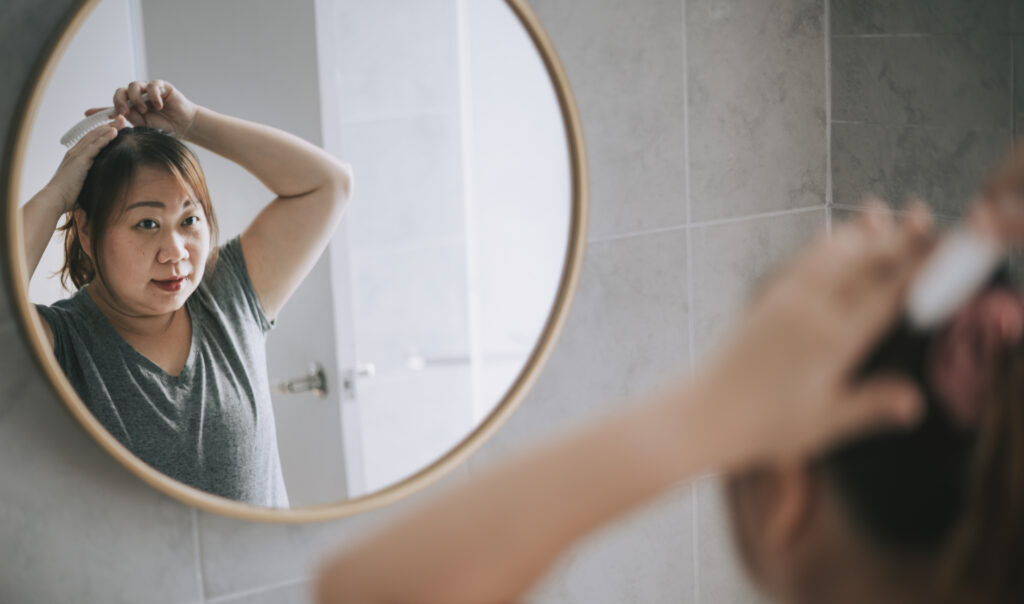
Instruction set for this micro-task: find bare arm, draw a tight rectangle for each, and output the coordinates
[314,203,937,603]
[115,80,352,321]
[20,117,127,348]
[186,107,351,321]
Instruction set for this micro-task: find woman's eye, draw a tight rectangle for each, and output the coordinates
[182,215,200,227]
[136,219,158,230]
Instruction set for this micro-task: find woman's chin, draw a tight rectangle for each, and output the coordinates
[144,282,193,312]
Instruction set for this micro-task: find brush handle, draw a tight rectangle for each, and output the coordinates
[905,229,1003,330]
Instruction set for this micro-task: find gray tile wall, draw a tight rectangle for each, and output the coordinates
[1,0,839,602]
[830,0,1014,217]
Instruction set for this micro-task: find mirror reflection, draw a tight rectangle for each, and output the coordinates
[18,0,571,508]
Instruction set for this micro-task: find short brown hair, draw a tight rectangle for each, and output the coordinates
[58,126,219,290]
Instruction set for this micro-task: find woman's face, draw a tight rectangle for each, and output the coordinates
[89,165,211,316]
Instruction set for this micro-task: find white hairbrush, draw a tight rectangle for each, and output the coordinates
[906,227,1004,330]
[59,92,150,147]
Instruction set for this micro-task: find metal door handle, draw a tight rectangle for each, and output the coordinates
[272,363,328,398]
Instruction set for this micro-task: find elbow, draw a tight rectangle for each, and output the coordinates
[328,160,353,209]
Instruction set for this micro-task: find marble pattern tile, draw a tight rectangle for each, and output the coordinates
[831,0,1007,35]
[831,122,1012,217]
[0,316,26,422]
[197,463,471,598]
[1012,0,1024,33]
[527,0,687,239]
[469,228,689,467]
[527,487,695,604]
[694,477,769,604]
[0,374,200,604]
[688,0,826,222]
[690,210,825,362]
[196,509,364,598]
[831,34,1011,130]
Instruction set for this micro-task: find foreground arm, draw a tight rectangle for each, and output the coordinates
[315,203,936,604]
[112,80,352,321]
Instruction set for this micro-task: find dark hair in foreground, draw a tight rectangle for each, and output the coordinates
[58,126,219,290]
[822,269,1024,601]
[729,266,1024,603]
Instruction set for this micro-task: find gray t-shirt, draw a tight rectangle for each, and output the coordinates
[36,236,289,507]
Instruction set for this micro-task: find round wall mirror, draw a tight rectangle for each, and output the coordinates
[4,0,587,521]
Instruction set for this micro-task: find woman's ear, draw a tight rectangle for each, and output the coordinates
[763,462,815,552]
[728,463,818,600]
[74,208,93,259]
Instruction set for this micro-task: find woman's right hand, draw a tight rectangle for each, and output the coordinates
[44,114,128,213]
[691,201,937,470]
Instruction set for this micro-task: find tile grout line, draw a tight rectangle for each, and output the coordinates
[830,119,1010,134]
[203,576,313,604]
[587,205,828,245]
[825,0,832,211]
[687,205,825,229]
[681,0,700,602]
[831,202,961,220]
[825,0,833,238]
[830,32,986,38]
[192,507,206,602]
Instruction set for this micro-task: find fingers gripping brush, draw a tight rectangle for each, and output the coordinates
[59,92,149,147]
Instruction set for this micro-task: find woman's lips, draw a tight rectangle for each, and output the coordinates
[153,277,186,292]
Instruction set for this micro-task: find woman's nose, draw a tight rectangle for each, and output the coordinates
[157,231,189,264]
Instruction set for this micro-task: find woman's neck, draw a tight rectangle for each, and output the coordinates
[793,545,969,604]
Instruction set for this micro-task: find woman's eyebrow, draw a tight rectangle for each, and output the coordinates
[124,199,195,211]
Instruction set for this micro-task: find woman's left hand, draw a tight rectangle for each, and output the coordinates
[86,79,198,139]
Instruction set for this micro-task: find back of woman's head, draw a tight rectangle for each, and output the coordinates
[728,268,1024,603]
[822,273,1024,602]
[59,126,218,289]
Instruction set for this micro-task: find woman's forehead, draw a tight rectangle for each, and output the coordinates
[122,166,200,208]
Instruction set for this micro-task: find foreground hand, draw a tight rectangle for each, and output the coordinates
[86,79,198,139]
[695,201,937,469]
[973,144,1024,245]
[45,114,128,212]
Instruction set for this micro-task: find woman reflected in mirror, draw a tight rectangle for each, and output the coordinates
[317,194,1021,604]
[20,79,352,507]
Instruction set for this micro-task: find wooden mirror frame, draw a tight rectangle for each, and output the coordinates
[1,0,588,522]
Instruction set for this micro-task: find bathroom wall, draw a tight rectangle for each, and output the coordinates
[6,0,993,602]
[831,0,1013,222]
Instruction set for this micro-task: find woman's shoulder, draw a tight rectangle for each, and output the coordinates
[34,287,109,366]
[194,235,274,334]
[35,288,95,329]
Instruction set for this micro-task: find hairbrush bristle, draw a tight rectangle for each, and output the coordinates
[60,107,117,147]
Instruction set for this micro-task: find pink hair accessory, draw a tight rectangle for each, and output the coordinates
[929,288,1024,428]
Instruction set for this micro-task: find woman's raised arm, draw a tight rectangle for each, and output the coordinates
[112,79,352,321]
[313,203,936,604]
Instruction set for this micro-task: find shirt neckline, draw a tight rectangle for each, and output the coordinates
[77,285,200,381]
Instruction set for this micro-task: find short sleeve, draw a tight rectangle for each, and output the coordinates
[35,303,73,368]
[202,236,275,334]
